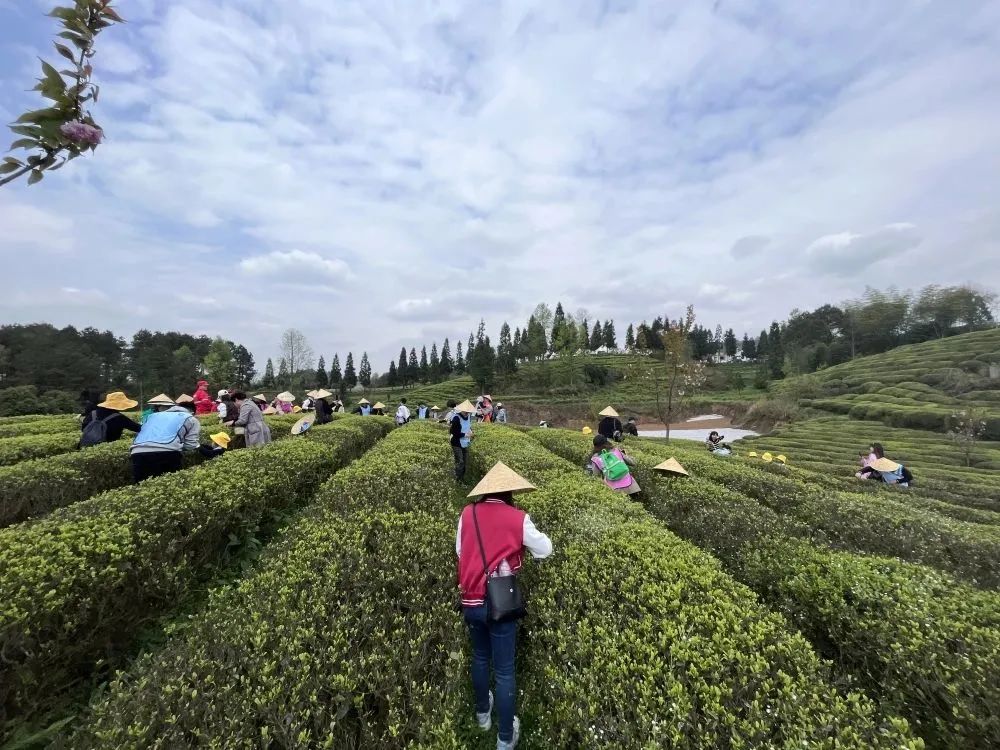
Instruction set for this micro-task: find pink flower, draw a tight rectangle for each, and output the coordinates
[60,121,103,145]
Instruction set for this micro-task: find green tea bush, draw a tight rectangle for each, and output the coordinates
[0,432,81,466]
[464,425,918,748]
[65,424,469,749]
[0,416,392,731]
[0,417,78,439]
[530,429,1000,748]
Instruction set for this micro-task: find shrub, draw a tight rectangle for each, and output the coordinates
[959,359,987,374]
[0,432,80,466]
[0,416,393,730]
[859,380,884,393]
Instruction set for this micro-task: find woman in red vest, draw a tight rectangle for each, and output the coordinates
[456,462,552,750]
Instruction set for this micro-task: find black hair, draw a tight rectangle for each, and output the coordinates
[593,433,609,448]
[178,401,197,413]
[231,391,248,401]
[400,398,407,404]
[872,442,885,458]
[447,399,456,408]
[476,490,514,505]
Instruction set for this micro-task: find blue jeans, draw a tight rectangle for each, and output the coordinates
[464,604,517,742]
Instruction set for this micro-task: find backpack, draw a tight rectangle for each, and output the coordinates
[599,449,629,481]
[80,410,116,447]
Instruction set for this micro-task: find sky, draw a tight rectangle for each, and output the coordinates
[1,0,999,373]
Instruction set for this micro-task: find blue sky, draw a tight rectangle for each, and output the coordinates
[2,0,999,372]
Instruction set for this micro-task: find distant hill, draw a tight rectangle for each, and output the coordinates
[775,328,1000,438]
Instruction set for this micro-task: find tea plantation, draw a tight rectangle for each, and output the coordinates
[0,410,997,747]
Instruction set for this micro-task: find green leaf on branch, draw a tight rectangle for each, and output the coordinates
[8,139,37,150]
[40,59,66,87]
[10,125,44,138]
[27,169,44,185]
[58,30,89,49]
[15,108,60,124]
[0,162,23,175]
[53,42,76,62]
[102,5,125,23]
[47,7,77,22]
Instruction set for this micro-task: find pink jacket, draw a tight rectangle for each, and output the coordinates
[591,448,634,490]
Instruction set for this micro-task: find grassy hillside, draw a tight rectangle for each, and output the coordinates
[776,328,1000,437]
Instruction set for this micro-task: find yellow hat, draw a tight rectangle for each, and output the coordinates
[747,451,758,458]
[98,391,138,410]
[262,406,277,415]
[358,398,371,405]
[582,426,593,435]
[291,416,313,435]
[775,454,787,464]
[598,406,619,418]
[292,405,302,413]
[210,432,231,448]
[468,461,537,498]
[870,457,900,473]
[653,457,689,476]
[761,452,773,463]
[175,394,195,404]
[277,391,296,402]
[147,393,174,406]
[455,400,476,414]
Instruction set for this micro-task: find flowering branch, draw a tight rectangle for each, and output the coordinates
[0,1,123,188]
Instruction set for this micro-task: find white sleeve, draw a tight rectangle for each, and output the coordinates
[455,516,463,557]
[522,514,552,559]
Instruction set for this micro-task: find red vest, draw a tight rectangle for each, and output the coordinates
[458,499,526,606]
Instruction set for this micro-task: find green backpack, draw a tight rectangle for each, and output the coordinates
[599,449,630,481]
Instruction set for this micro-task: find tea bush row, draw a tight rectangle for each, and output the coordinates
[0,432,81,467]
[0,416,393,732]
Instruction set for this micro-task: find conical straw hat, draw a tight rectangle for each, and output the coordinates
[598,406,619,418]
[175,394,195,404]
[653,457,689,476]
[277,391,296,402]
[431,405,440,410]
[373,401,386,409]
[313,389,333,399]
[253,394,266,401]
[291,416,313,435]
[358,398,371,405]
[147,393,174,406]
[305,390,318,399]
[455,399,476,414]
[262,406,277,415]
[870,457,900,473]
[468,461,537,498]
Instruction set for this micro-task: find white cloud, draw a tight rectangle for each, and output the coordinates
[805,224,923,275]
[239,250,352,281]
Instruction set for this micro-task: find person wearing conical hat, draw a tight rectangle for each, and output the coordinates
[130,395,201,483]
[312,389,334,425]
[450,400,476,481]
[142,393,175,425]
[597,406,623,442]
[79,391,142,448]
[372,401,387,416]
[231,391,272,448]
[456,462,552,750]
[586,433,642,498]
[354,398,372,416]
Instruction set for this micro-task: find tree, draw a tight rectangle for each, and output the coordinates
[279,328,314,376]
[948,408,988,467]
[466,333,475,366]
[724,328,738,359]
[579,319,591,352]
[714,325,724,356]
[531,303,554,338]
[429,342,440,381]
[408,348,419,385]
[1,1,125,188]
[550,303,567,351]
[262,358,275,389]
[634,323,651,351]
[232,344,255,387]
[440,338,453,376]
[630,306,706,441]
[170,345,201,397]
[202,337,235,388]
[767,322,785,379]
[589,319,602,351]
[419,346,429,383]
[603,320,617,350]
[329,354,342,392]
[625,324,635,350]
[277,358,290,386]
[757,329,769,359]
[497,322,517,378]
[468,319,496,391]
[359,352,372,388]
[455,341,465,373]
[315,356,329,388]
[387,360,398,386]
[524,316,547,360]
[741,334,756,360]
[398,347,409,387]
[912,285,996,339]
[343,353,357,390]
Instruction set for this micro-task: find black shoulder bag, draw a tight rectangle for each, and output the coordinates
[471,504,526,622]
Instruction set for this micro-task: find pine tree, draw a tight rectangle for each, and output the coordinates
[714,325,724,354]
[497,321,516,376]
[408,347,419,384]
[525,315,547,360]
[262,358,275,388]
[343,353,357,389]
[741,333,756,360]
[429,343,440,382]
[387,360,398,386]
[635,323,651,350]
[315,356,329,387]
[767,321,784,379]
[468,319,496,391]
[329,354,342,390]
[359,352,372,388]
[579,319,590,351]
[277,357,289,385]
[724,329,738,359]
[550,302,567,351]
[625,323,635,349]
[466,333,475,366]
[455,341,465,373]
[589,319,602,351]
[398,347,408,387]
[419,346,429,382]
[440,338,453,375]
[757,329,769,358]
[603,320,616,349]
